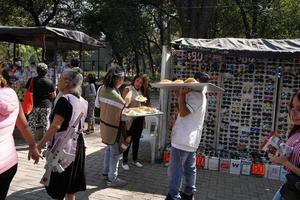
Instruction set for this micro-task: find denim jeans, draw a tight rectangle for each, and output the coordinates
[102,143,121,181]
[272,186,285,200]
[167,147,196,200]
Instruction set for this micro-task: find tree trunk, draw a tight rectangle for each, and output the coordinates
[146,36,154,75]
[198,0,217,38]
[251,0,258,37]
[134,50,139,74]
[235,0,251,38]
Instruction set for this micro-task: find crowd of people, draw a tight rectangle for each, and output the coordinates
[1,59,300,200]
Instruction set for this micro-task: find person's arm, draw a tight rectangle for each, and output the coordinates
[49,82,56,99]
[15,103,41,164]
[90,83,96,96]
[178,88,192,117]
[37,114,65,150]
[95,86,102,108]
[271,156,300,176]
[122,88,129,99]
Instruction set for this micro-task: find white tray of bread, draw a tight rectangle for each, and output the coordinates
[122,106,163,117]
[151,78,224,92]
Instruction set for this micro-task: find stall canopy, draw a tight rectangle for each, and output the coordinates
[172,38,300,58]
[0,26,105,50]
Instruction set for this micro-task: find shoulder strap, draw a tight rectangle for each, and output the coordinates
[29,78,34,92]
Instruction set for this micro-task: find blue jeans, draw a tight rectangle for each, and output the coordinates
[167,147,196,200]
[272,186,285,200]
[102,143,121,181]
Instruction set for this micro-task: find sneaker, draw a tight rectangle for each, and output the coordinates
[180,192,194,200]
[165,194,174,200]
[102,174,108,180]
[122,163,130,171]
[106,178,127,187]
[132,161,143,168]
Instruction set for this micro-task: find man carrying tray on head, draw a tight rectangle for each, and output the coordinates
[165,72,210,200]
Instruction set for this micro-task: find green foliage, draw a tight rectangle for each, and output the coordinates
[1,0,300,75]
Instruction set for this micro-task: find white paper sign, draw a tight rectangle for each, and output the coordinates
[230,159,241,175]
[208,157,219,171]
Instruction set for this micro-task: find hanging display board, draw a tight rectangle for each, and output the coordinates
[151,82,224,92]
[166,48,300,157]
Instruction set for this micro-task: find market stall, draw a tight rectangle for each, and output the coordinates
[0,26,105,100]
[157,38,300,178]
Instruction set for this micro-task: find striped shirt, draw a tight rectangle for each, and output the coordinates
[287,130,300,168]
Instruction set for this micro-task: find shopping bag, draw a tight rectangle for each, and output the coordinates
[22,78,33,115]
[204,155,209,169]
[208,157,219,171]
[230,159,241,175]
[267,164,281,180]
[251,163,265,176]
[163,151,171,164]
[196,154,205,168]
[241,160,252,176]
[219,158,230,173]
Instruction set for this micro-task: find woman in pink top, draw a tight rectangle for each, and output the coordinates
[0,74,41,199]
[272,91,300,200]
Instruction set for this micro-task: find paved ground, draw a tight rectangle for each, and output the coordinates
[7,127,281,200]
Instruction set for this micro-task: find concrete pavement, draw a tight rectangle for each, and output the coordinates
[7,129,281,200]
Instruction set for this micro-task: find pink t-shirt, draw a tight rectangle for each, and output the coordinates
[287,130,300,168]
[0,87,19,174]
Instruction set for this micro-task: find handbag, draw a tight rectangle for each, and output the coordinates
[280,181,300,200]
[281,161,300,199]
[286,173,300,191]
[22,78,34,115]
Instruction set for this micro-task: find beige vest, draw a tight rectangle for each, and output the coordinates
[99,87,125,144]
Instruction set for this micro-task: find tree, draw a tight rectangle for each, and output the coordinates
[14,0,61,26]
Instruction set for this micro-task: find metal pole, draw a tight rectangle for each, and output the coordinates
[98,48,100,80]
[53,36,58,86]
[157,45,171,162]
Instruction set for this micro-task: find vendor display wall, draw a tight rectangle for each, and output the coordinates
[169,49,299,158]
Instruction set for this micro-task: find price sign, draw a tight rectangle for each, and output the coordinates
[187,51,203,62]
[196,155,205,168]
[251,163,265,176]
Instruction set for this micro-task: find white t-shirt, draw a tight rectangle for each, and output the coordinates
[171,91,207,152]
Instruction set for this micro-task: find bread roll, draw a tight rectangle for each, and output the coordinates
[184,77,198,83]
[160,79,172,83]
[173,79,184,83]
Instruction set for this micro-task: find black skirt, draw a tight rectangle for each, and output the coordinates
[45,134,86,199]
